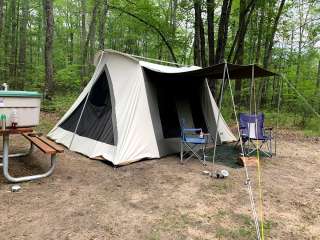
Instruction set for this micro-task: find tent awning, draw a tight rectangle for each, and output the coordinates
[142,63,277,80]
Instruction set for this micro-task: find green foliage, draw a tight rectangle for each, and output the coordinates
[56,64,82,91]
[0,0,318,135]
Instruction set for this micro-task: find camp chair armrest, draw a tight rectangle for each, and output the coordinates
[183,128,202,133]
[265,127,273,130]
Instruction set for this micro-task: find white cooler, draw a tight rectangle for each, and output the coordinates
[0,90,42,127]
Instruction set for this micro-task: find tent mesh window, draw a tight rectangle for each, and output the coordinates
[60,70,115,145]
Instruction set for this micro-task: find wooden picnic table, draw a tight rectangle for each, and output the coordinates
[0,127,63,183]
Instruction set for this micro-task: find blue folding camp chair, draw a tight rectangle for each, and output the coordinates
[180,120,209,164]
[238,113,273,157]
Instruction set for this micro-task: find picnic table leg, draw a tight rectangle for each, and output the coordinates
[0,142,34,159]
[2,134,57,183]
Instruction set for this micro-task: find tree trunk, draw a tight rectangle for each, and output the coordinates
[215,0,233,64]
[263,0,286,69]
[207,0,215,66]
[316,59,320,90]
[170,0,178,36]
[258,0,286,108]
[255,5,265,64]
[207,0,216,96]
[80,0,86,83]
[193,0,202,66]
[43,0,54,99]
[69,31,74,64]
[0,0,4,37]
[295,0,310,87]
[18,0,29,89]
[98,0,108,50]
[232,0,256,64]
[81,0,99,85]
[81,0,86,47]
[199,17,206,66]
[9,0,17,87]
[234,0,247,105]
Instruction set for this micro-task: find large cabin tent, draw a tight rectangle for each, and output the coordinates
[48,49,273,165]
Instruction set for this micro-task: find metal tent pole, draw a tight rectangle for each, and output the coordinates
[226,64,261,240]
[211,62,227,175]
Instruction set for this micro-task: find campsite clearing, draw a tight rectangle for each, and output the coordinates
[0,113,319,240]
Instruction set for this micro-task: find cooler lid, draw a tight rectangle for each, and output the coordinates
[0,91,42,98]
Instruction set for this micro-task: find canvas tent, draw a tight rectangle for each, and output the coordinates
[48,49,273,165]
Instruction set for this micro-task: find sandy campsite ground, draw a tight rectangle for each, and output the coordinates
[0,114,319,239]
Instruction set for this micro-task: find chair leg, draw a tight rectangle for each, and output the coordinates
[202,144,207,166]
[180,142,184,164]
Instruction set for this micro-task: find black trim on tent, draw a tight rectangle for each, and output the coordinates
[60,70,115,145]
[143,63,277,81]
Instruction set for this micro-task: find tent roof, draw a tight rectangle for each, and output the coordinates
[141,62,277,80]
[95,50,277,80]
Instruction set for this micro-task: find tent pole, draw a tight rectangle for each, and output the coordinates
[249,70,254,115]
[252,65,265,240]
[275,76,283,156]
[129,54,185,67]
[226,65,261,240]
[211,62,227,176]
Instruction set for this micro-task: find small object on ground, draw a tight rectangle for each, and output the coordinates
[202,170,211,176]
[220,169,229,177]
[11,185,21,192]
[238,156,258,167]
[216,169,229,179]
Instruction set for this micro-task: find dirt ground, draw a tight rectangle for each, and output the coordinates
[0,122,319,239]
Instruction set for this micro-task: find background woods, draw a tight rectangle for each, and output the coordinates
[0,0,319,132]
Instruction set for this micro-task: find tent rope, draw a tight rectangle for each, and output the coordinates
[282,76,320,119]
[226,66,261,240]
[275,76,283,156]
[252,65,265,240]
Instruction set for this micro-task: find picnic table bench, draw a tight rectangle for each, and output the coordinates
[0,127,63,183]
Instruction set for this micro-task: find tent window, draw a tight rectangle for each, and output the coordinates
[89,72,111,107]
[59,70,115,145]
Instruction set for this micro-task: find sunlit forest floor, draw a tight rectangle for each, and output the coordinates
[0,111,319,239]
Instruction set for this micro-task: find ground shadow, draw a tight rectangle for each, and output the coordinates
[207,143,242,169]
